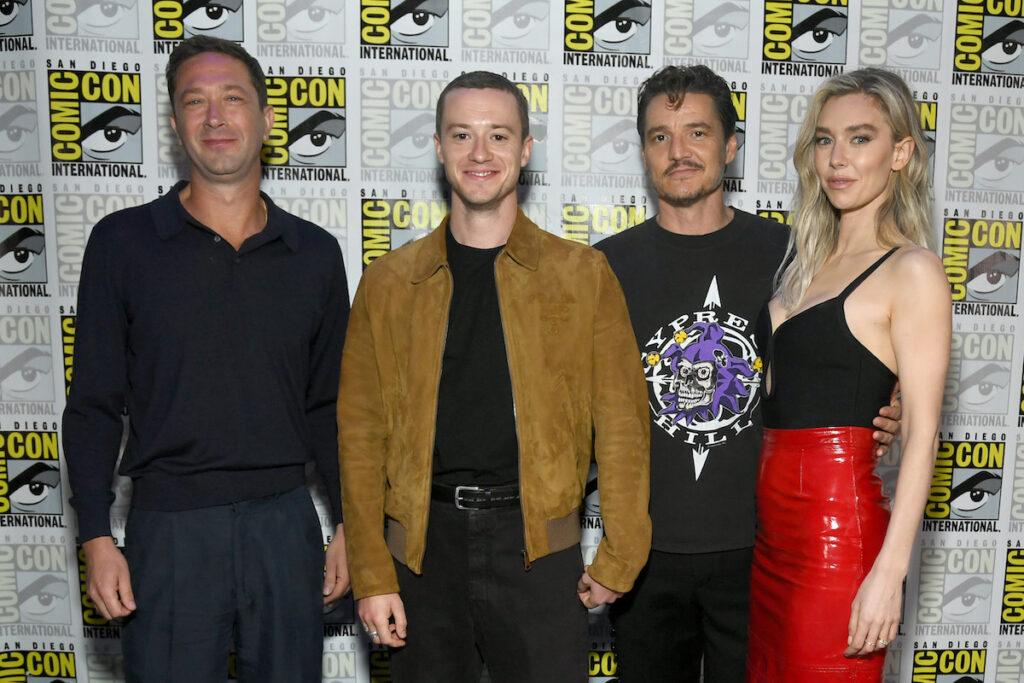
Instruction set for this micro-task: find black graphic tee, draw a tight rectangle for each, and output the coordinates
[597,210,788,552]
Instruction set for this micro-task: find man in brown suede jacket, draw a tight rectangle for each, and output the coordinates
[337,71,651,682]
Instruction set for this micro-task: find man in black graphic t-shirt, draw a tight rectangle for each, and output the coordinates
[596,65,900,682]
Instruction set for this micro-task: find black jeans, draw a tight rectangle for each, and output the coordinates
[610,547,753,683]
[121,486,324,683]
[390,500,589,683]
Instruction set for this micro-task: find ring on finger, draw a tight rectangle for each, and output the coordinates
[368,630,379,639]
[878,639,889,647]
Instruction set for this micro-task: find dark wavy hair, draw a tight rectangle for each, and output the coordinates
[636,65,736,145]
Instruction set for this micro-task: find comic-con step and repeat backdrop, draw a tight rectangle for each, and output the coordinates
[1,0,1024,680]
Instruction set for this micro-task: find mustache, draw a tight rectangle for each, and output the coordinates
[664,160,704,175]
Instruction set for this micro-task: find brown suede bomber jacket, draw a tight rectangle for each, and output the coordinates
[337,209,651,600]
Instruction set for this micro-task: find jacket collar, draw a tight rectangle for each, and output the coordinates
[411,207,541,283]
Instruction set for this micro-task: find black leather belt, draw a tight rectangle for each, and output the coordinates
[431,482,520,510]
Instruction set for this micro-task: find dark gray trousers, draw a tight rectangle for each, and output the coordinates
[121,486,324,683]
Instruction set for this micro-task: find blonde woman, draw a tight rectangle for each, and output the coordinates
[746,68,951,681]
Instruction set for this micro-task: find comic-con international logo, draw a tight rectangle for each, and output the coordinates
[917,98,939,182]
[261,72,347,183]
[942,216,1021,314]
[256,0,344,57]
[361,195,446,269]
[726,87,747,189]
[0,543,72,625]
[0,192,47,298]
[462,0,550,61]
[643,309,760,478]
[563,0,652,67]
[561,201,646,246]
[562,79,645,190]
[952,0,1024,86]
[45,0,140,53]
[757,90,807,193]
[0,651,77,680]
[923,439,1005,532]
[47,65,144,178]
[1012,443,1024,527]
[359,0,451,60]
[1001,548,1024,635]
[151,0,243,52]
[60,314,73,396]
[911,649,986,680]
[360,73,447,184]
[0,67,41,170]
[0,316,55,409]
[663,0,750,65]
[946,102,1024,205]
[270,188,347,246]
[997,647,1024,675]
[514,78,548,185]
[52,188,145,297]
[944,329,1014,418]
[916,544,997,632]
[0,0,35,49]
[0,430,63,520]
[859,0,944,76]
[762,0,849,76]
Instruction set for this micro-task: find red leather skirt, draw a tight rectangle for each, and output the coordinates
[746,427,890,682]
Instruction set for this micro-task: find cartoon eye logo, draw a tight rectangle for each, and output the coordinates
[182,0,242,33]
[693,2,748,54]
[886,14,941,64]
[981,19,1024,71]
[0,0,27,27]
[966,250,1020,299]
[0,227,44,281]
[491,0,548,46]
[286,0,342,40]
[390,0,448,43]
[592,119,641,173]
[0,347,52,401]
[288,111,345,164]
[76,0,136,34]
[593,0,651,49]
[0,104,37,157]
[80,106,142,162]
[950,471,1001,518]
[9,462,61,511]
[973,138,1024,189]
[958,362,1009,411]
[941,576,992,621]
[791,9,847,57]
[392,112,435,167]
[19,574,70,622]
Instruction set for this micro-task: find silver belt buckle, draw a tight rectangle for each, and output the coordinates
[454,485,483,510]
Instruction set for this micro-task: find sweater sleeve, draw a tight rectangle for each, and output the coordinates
[62,220,129,542]
[307,241,350,526]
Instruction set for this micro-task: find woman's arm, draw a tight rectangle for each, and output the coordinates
[845,246,952,657]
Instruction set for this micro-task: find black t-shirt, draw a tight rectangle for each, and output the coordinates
[596,210,788,553]
[433,227,519,485]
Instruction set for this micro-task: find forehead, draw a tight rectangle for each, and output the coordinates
[644,92,721,130]
[174,52,253,96]
[818,92,888,127]
[440,87,522,132]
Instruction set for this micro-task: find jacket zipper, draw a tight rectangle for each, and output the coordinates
[494,253,530,571]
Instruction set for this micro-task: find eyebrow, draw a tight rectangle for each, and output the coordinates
[814,123,880,135]
[0,228,44,257]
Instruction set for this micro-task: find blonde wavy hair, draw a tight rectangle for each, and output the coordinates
[775,68,932,310]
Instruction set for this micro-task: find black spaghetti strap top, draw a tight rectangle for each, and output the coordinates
[758,248,900,429]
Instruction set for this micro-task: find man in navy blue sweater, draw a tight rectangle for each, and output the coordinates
[63,37,349,682]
